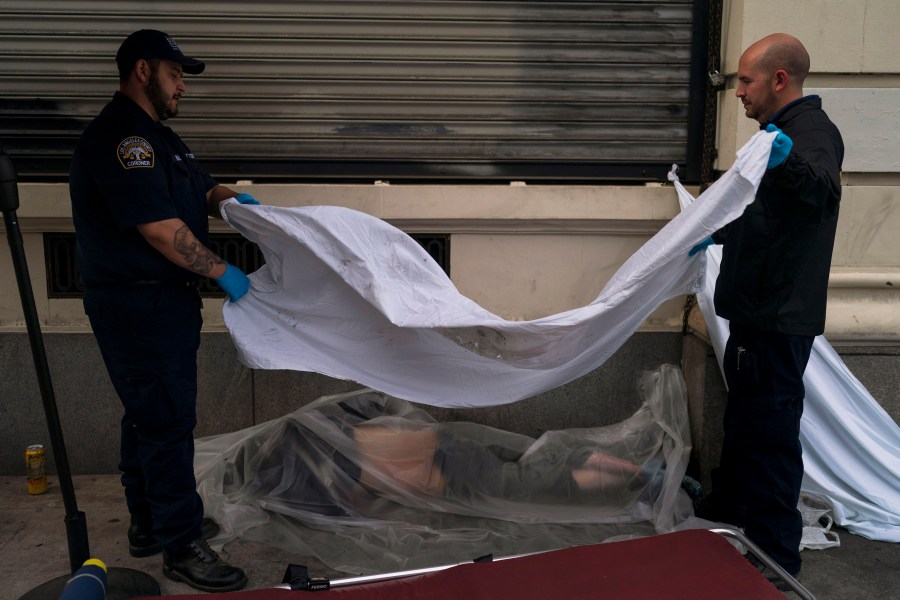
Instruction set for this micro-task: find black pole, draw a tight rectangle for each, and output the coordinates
[0,150,90,573]
[684,0,711,184]
[3,151,160,599]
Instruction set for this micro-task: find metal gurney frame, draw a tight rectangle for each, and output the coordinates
[136,527,816,599]
[276,527,816,599]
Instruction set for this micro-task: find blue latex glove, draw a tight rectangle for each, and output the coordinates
[765,123,793,169]
[215,262,250,302]
[689,236,715,256]
[235,193,261,205]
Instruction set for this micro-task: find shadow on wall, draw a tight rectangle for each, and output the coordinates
[0,98,90,180]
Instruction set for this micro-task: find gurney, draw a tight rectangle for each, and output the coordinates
[176,365,816,599]
[135,528,814,599]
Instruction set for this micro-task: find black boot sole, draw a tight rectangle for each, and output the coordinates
[129,539,163,558]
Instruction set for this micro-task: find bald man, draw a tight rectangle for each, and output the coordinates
[697,34,844,581]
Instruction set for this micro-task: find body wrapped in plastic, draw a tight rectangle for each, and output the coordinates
[195,364,698,574]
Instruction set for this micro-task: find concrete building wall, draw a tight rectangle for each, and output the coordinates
[1,1,897,479]
[1,182,690,331]
[0,331,688,476]
[0,182,695,477]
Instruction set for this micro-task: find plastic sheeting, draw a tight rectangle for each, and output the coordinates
[219,131,776,408]
[195,364,702,574]
[668,168,900,543]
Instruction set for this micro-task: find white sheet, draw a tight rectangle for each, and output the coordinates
[668,168,900,543]
[221,131,774,408]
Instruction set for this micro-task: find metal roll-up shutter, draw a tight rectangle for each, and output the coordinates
[0,1,708,182]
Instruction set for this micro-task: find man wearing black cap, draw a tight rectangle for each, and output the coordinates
[69,29,259,592]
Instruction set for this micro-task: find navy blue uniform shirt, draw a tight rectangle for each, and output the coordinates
[712,96,844,336]
[69,92,218,287]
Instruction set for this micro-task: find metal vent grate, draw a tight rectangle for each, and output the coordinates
[44,232,449,298]
[44,232,82,299]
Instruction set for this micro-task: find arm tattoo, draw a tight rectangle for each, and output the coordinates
[174,225,224,275]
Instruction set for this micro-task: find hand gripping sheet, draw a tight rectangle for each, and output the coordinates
[668,168,900,543]
[220,131,774,408]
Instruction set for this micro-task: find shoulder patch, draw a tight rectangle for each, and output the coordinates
[117,137,155,169]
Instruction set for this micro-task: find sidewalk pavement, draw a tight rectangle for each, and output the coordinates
[2,475,897,599]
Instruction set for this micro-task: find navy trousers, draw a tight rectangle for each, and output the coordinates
[84,283,204,553]
[713,322,814,574]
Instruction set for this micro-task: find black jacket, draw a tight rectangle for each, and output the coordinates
[713,96,844,336]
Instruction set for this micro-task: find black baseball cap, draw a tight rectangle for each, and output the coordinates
[116,29,205,74]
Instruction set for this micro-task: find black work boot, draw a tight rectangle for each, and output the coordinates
[128,516,221,558]
[163,537,247,592]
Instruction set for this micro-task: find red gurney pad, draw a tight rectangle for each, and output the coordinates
[137,529,786,599]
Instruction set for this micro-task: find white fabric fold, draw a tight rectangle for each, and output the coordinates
[221,131,774,408]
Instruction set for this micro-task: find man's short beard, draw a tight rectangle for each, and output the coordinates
[147,65,177,120]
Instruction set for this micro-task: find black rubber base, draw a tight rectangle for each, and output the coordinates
[18,567,160,600]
